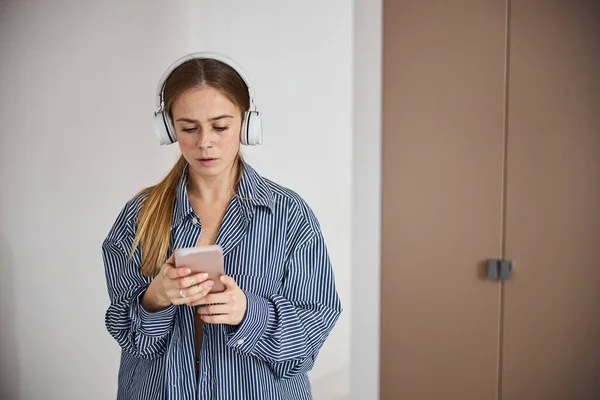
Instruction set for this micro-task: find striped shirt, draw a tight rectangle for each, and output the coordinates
[102,162,342,400]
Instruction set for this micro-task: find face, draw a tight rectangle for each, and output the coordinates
[170,85,242,180]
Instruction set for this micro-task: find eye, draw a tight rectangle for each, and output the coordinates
[182,127,197,133]
[214,126,229,132]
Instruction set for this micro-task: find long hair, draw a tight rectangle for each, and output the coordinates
[133,58,250,277]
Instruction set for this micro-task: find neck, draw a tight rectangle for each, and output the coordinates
[187,159,240,203]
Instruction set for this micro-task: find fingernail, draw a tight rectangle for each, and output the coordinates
[185,268,191,274]
[202,273,209,279]
[207,281,214,287]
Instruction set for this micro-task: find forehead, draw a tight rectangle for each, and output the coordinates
[171,86,239,118]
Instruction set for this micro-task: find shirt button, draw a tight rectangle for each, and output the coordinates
[191,217,199,225]
[237,338,245,345]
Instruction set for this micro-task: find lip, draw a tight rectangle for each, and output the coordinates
[198,158,218,167]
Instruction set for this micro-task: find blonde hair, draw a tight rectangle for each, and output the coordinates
[132,155,244,277]
[132,57,250,277]
[132,155,187,277]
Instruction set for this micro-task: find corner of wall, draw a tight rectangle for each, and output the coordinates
[350,0,382,399]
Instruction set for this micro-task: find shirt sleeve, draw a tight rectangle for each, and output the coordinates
[102,234,176,360]
[224,228,342,380]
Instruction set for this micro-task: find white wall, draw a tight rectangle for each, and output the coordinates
[0,1,352,399]
[351,1,382,399]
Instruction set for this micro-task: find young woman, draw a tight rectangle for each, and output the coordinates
[102,53,342,399]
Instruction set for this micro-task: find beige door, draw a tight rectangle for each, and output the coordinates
[501,2,600,399]
[381,1,507,398]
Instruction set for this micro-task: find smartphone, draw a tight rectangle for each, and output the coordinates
[173,245,226,293]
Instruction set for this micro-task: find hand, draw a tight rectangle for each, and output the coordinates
[142,253,214,311]
[195,275,247,325]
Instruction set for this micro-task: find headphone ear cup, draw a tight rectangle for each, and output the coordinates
[153,111,177,145]
[240,111,250,146]
[241,110,262,146]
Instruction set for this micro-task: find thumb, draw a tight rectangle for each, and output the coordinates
[166,252,176,266]
[220,275,238,290]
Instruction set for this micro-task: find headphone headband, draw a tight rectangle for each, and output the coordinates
[155,52,258,114]
[152,52,263,147]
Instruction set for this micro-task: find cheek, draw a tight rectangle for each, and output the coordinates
[220,128,241,151]
[177,135,196,152]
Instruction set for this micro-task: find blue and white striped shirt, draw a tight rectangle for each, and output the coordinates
[102,162,342,399]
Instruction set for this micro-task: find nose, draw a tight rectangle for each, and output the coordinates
[196,131,214,149]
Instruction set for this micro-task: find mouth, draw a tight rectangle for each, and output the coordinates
[198,157,218,166]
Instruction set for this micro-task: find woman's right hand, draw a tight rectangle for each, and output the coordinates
[142,254,214,312]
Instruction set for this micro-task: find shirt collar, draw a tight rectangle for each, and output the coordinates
[172,161,275,228]
[172,164,194,228]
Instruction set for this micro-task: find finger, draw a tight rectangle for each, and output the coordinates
[170,283,208,306]
[220,275,239,291]
[161,265,173,279]
[178,273,209,289]
[188,295,212,307]
[169,286,198,306]
[198,303,230,315]
[200,313,231,324]
[195,292,231,307]
[166,266,191,280]
[178,280,214,306]
[184,292,212,306]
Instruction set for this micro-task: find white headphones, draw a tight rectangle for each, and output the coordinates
[153,52,263,146]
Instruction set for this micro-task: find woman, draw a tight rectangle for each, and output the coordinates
[102,52,342,400]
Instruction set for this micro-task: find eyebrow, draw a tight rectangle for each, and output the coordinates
[175,115,234,123]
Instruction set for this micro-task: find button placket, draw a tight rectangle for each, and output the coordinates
[198,324,211,388]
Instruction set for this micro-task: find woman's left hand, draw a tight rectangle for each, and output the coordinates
[192,275,248,325]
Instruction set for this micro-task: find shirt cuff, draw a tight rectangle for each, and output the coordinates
[225,290,273,353]
[130,287,176,337]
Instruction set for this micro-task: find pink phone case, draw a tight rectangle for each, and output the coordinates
[173,245,226,293]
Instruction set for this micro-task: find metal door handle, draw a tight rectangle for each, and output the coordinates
[500,259,512,280]
[487,258,513,280]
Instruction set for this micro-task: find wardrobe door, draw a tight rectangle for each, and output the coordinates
[502,1,600,399]
[381,1,507,398]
